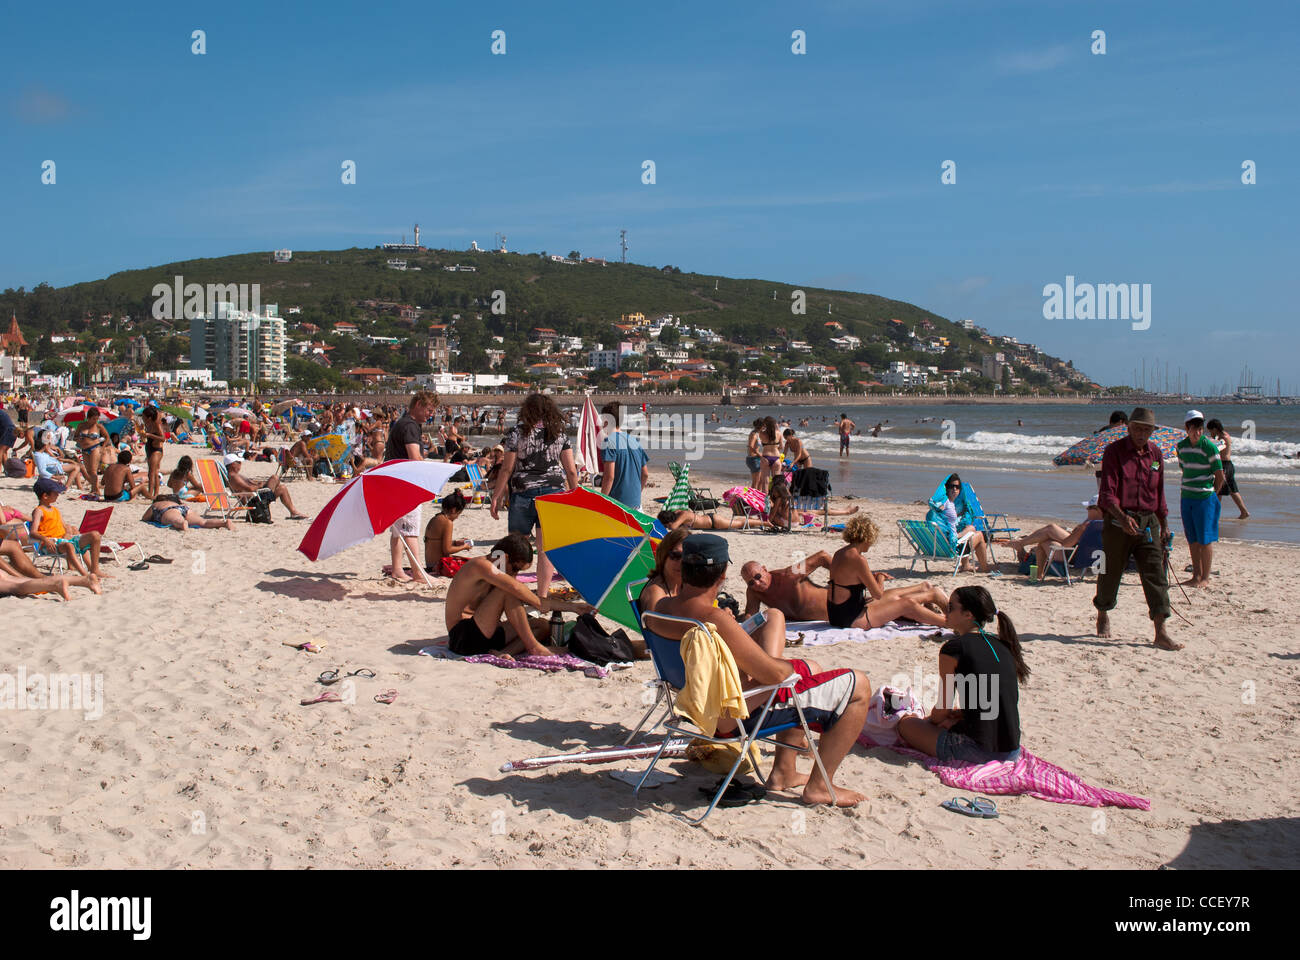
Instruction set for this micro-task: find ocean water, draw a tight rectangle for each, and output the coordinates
[621,402,1300,545]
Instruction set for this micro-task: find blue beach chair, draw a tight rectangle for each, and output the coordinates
[633,610,836,825]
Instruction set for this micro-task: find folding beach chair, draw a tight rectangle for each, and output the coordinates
[897,518,973,578]
[789,467,831,533]
[77,506,146,566]
[621,578,678,746]
[668,462,719,514]
[196,459,253,520]
[1037,519,1107,586]
[633,610,837,826]
[464,463,492,506]
[278,447,308,483]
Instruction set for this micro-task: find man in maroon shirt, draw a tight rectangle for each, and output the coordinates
[1093,407,1180,650]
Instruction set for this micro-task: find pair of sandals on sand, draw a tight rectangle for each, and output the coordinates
[127,554,173,572]
[941,796,999,818]
[301,667,396,705]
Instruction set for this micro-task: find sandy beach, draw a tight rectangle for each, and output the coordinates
[2,451,1297,870]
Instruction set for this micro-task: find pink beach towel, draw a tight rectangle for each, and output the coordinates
[857,732,1150,810]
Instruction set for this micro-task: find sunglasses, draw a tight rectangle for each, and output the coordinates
[746,573,763,586]
[668,551,683,560]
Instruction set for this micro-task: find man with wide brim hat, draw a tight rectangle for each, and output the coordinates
[1094,407,1181,650]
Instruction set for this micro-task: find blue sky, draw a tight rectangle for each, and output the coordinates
[3,0,1297,393]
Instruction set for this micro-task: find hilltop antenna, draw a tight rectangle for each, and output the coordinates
[619,229,628,264]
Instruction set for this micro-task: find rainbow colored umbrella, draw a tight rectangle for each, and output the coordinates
[1053,425,1184,466]
[535,487,666,631]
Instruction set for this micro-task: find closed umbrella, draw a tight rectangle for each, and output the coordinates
[1053,425,1184,466]
[574,396,602,476]
[534,487,665,631]
[663,462,693,512]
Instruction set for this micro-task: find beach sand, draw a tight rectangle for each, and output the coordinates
[2,452,1297,869]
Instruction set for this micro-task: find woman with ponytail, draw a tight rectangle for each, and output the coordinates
[898,586,1028,765]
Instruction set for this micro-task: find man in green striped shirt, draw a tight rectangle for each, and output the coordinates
[1176,410,1225,588]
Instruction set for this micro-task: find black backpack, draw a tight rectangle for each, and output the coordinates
[566,613,637,666]
[245,491,274,524]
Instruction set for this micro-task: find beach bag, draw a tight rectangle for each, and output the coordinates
[245,491,274,524]
[861,685,924,747]
[4,458,25,479]
[791,467,830,499]
[566,612,636,666]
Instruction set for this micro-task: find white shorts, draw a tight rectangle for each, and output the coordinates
[391,504,422,539]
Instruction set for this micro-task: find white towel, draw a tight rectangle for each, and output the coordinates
[785,620,952,647]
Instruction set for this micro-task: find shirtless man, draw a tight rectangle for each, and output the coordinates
[837,413,857,457]
[224,454,308,519]
[102,449,150,502]
[652,535,870,807]
[443,533,593,658]
[742,550,838,621]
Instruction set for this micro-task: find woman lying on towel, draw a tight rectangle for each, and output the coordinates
[141,494,233,532]
[897,586,1027,766]
[826,515,950,629]
[657,508,773,532]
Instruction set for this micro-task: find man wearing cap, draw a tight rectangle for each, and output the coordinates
[1094,407,1180,650]
[1176,410,1224,588]
[653,534,872,807]
[224,453,308,520]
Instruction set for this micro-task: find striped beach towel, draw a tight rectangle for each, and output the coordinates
[858,732,1150,809]
[722,485,767,517]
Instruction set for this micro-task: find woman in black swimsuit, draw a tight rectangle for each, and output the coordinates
[826,515,950,629]
[140,406,166,499]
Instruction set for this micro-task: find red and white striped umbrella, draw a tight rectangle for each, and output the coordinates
[297,459,464,562]
[575,395,602,475]
[53,404,100,426]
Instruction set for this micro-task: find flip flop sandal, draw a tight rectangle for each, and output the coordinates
[941,797,981,817]
[374,689,398,704]
[970,796,999,818]
[128,560,150,571]
[317,669,342,685]
[300,691,342,705]
[701,779,766,808]
[146,555,173,564]
[346,668,376,679]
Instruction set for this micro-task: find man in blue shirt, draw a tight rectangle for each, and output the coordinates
[599,402,649,510]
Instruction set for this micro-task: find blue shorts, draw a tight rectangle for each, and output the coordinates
[745,455,763,473]
[507,487,562,536]
[935,729,1021,765]
[1181,495,1220,545]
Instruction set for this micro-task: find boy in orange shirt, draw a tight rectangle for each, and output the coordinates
[31,477,107,578]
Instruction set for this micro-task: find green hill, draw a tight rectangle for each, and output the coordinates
[1,247,1092,393]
